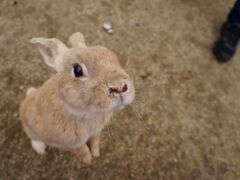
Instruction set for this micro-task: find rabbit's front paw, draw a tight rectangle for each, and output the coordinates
[73,144,92,165]
[81,154,92,165]
[31,140,46,154]
[88,134,100,157]
[91,147,100,157]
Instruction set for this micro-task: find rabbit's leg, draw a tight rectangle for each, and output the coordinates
[31,140,46,154]
[72,144,92,164]
[87,134,100,157]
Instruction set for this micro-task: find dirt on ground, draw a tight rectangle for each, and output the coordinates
[1,0,240,179]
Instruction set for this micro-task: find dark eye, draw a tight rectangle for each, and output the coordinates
[73,63,83,77]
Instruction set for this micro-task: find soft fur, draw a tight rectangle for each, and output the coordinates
[20,32,135,164]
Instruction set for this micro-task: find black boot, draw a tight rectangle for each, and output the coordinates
[213,22,240,62]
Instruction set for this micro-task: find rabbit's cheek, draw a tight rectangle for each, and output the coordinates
[97,96,111,110]
[91,87,110,110]
[99,101,109,110]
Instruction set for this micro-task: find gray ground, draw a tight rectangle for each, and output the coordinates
[1,0,240,179]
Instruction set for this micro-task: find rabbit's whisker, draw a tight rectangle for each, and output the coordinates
[106,124,113,139]
[130,103,150,131]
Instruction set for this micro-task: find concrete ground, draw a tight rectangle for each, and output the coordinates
[1,0,240,179]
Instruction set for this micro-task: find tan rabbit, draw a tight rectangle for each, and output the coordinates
[19,32,135,164]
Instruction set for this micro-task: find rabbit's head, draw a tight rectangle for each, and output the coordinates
[30,32,135,116]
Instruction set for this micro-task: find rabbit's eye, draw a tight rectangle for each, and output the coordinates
[73,64,83,77]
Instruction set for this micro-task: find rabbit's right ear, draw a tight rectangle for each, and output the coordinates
[30,38,68,70]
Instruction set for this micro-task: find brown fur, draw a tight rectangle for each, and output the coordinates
[19,32,135,164]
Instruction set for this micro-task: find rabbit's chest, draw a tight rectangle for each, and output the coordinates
[46,115,110,149]
[71,120,106,148]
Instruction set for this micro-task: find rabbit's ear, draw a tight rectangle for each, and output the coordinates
[68,32,86,48]
[30,37,67,69]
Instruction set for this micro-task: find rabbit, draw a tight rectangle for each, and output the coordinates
[19,32,135,164]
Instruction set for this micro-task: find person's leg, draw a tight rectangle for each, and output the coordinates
[213,0,240,62]
[228,0,240,25]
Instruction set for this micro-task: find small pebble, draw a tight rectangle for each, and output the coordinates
[130,173,134,178]
[13,112,18,117]
[19,85,24,90]
[102,21,113,33]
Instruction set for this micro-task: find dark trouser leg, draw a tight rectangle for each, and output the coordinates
[228,0,240,25]
[213,0,240,62]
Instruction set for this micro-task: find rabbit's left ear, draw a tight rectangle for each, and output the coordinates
[30,37,68,70]
[68,32,86,48]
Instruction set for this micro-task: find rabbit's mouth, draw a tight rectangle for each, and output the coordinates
[119,94,124,104]
[109,92,132,111]
[115,95,127,111]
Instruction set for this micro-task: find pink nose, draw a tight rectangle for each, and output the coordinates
[109,84,128,94]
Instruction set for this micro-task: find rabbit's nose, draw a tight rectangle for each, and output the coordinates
[109,84,128,94]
